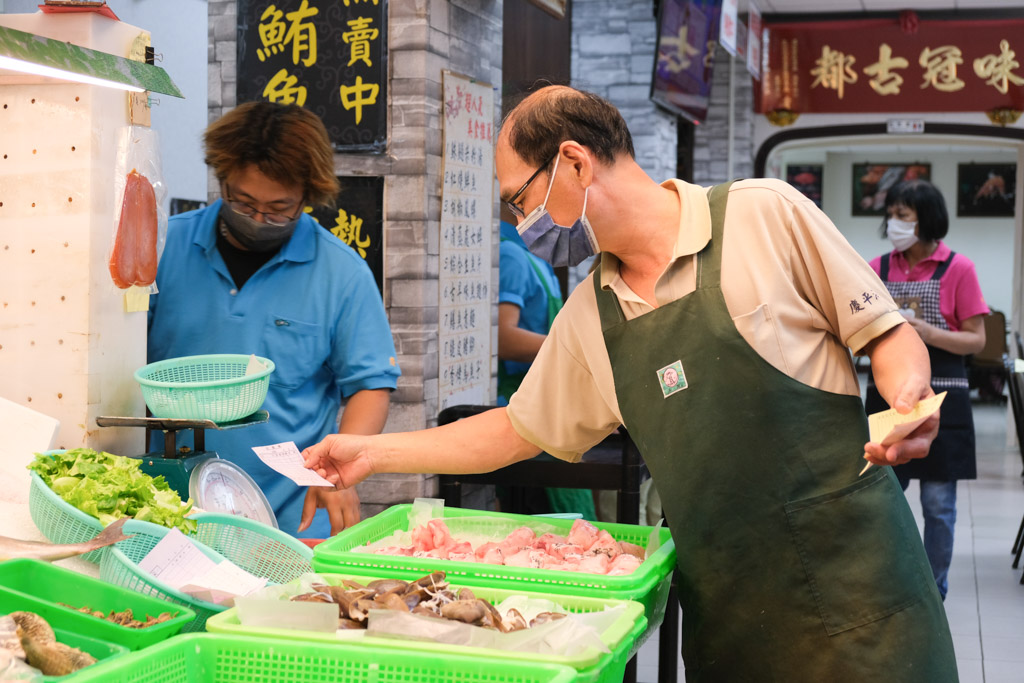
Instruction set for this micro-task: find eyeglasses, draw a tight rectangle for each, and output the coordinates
[223,185,302,227]
[506,153,556,219]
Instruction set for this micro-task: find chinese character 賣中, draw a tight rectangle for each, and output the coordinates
[343,16,379,68]
[339,76,380,125]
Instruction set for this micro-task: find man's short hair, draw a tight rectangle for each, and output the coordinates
[204,102,339,208]
[503,86,635,170]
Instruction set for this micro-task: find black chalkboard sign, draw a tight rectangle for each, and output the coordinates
[306,176,385,295]
[237,0,387,153]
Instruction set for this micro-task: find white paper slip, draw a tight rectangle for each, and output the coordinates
[137,528,220,591]
[860,392,947,476]
[252,441,335,487]
[1015,358,1024,373]
[179,561,269,606]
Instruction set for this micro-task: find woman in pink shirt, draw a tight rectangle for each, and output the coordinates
[865,179,989,600]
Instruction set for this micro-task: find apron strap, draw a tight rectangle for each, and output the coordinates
[594,261,626,329]
[930,250,956,281]
[879,253,891,281]
[697,181,735,290]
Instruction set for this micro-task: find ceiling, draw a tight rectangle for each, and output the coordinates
[749,0,1024,12]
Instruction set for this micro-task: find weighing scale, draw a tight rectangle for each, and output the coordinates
[95,412,279,528]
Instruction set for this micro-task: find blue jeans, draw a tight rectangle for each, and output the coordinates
[899,477,957,600]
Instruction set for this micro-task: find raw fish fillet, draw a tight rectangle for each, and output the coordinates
[373,518,643,575]
[109,169,158,289]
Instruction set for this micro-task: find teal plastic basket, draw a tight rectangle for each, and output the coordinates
[190,511,313,584]
[64,633,578,683]
[28,469,106,563]
[206,571,647,683]
[99,519,231,633]
[100,514,313,633]
[313,505,676,655]
[134,354,274,422]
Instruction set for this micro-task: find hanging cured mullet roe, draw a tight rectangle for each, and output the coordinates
[109,169,158,289]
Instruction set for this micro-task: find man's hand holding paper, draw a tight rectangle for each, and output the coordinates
[862,390,945,473]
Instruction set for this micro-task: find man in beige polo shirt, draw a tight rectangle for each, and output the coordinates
[304,86,956,681]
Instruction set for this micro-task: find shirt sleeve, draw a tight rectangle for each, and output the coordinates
[329,257,401,397]
[781,186,902,354]
[948,254,990,325]
[499,242,533,310]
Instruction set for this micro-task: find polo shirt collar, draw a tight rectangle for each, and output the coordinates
[599,178,712,290]
[890,240,949,270]
[195,199,317,264]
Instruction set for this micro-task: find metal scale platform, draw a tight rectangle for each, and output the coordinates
[95,411,278,528]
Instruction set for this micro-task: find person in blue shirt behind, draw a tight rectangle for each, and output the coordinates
[498,219,596,519]
[148,102,400,539]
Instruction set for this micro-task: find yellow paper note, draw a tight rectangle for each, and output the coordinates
[123,285,150,313]
[859,392,946,476]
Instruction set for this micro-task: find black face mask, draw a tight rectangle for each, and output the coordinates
[218,204,299,252]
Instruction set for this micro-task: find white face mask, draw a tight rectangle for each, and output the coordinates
[886,218,918,252]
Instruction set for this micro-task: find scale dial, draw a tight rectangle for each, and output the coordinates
[189,458,278,528]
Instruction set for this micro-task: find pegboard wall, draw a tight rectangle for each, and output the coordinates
[0,14,149,457]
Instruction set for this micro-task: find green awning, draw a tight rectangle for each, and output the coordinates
[0,24,183,98]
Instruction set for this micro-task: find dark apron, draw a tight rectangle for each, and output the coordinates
[865,252,976,482]
[595,183,956,682]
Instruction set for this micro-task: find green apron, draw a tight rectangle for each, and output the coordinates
[594,183,956,681]
[498,242,595,519]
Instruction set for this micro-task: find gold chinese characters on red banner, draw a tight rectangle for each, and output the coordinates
[758,18,1024,114]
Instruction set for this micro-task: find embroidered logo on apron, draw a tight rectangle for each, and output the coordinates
[657,360,687,398]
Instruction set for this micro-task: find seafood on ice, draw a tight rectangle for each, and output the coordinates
[368,518,645,575]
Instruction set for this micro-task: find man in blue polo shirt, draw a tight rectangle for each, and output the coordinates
[148,102,399,539]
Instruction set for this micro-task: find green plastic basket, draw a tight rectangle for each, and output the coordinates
[206,571,647,683]
[42,627,128,681]
[28,469,106,563]
[62,633,578,683]
[0,559,194,651]
[99,519,231,633]
[134,354,274,422]
[190,511,313,584]
[313,505,676,654]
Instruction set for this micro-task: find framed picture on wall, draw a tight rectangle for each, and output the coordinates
[851,163,931,216]
[957,163,1016,217]
[786,164,823,208]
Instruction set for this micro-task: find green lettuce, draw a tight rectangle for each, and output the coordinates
[29,448,196,534]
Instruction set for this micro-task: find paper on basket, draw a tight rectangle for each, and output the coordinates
[366,599,619,657]
[137,528,268,606]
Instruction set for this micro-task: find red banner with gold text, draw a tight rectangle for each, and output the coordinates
[758,18,1024,113]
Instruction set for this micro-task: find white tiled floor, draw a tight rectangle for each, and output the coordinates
[635,401,1024,682]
